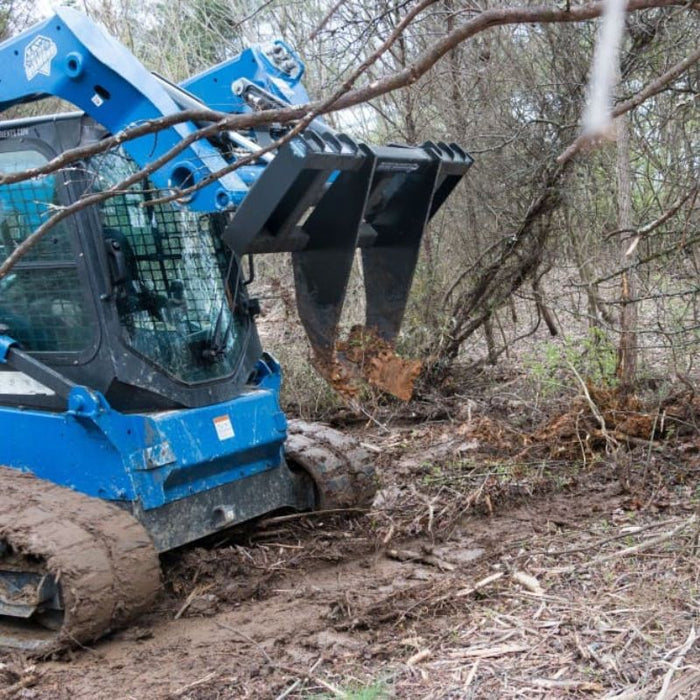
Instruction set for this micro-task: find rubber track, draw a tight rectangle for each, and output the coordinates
[0,467,161,652]
[286,420,377,509]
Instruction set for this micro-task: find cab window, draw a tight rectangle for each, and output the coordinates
[0,149,92,352]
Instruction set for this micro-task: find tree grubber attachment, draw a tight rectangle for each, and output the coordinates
[184,50,474,397]
[223,134,473,396]
[223,132,376,363]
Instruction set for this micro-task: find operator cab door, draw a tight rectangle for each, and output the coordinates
[0,134,100,410]
[0,116,264,412]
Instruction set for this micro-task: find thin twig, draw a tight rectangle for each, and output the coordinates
[309,0,347,39]
[168,671,220,698]
[275,657,324,700]
[174,583,214,620]
[656,625,697,699]
[566,359,619,453]
[553,517,696,574]
[544,517,683,556]
[558,45,700,163]
[215,621,274,664]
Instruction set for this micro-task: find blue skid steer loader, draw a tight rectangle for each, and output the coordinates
[0,8,472,651]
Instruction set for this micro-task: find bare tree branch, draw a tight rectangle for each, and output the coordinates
[558,43,700,162]
[309,0,347,40]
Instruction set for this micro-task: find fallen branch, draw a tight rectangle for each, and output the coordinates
[386,548,456,571]
[0,673,39,699]
[457,643,529,658]
[544,517,683,556]
[566,360,619,453]
[455,571,505,598]
[512,570,545,596]
[174,583,214,620]
[215,621,274,664]
[664,670,700,698]
[532,678,605,692]
[553,516,696,574]
[275,657,324,700]
[657,625,697,699]
[406,648,432,666]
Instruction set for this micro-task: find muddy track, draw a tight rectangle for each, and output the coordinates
[286,419,377,509]
[0,467,161,652]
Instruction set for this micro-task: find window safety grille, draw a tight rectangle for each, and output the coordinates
[89,150,245,383]
[0,149,91,353]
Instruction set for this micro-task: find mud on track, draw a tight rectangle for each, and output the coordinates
[0,467,160,653]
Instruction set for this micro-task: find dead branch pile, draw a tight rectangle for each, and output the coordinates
[524,387,700,460]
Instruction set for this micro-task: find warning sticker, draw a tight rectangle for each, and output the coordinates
[24,35,57,81]
[213,415,235,441]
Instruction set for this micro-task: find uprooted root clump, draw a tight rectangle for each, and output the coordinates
[524,386,700,460]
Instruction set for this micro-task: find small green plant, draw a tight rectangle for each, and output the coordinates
[576,326,618,387]
[523,341,565,400]
[523,326,619,403]
[421,462,441,485]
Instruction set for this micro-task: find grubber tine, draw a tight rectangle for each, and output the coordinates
[222,131,366,256]
[361,142,474,342]
[425,141,475,219]
[291,144,375,361]
[222,132,377,361]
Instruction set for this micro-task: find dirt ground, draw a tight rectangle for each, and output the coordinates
[2,374,700,699]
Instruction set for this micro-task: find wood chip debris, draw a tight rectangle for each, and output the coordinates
[406,649,432,666]
[511,570,545,595]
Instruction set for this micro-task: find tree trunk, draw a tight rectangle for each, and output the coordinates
[615,112,638,394]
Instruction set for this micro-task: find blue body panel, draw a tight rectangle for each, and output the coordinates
[0,7,264,210]
[0,356,287,513]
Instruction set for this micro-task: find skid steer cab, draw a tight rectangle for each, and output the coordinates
[0,6,472,652]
